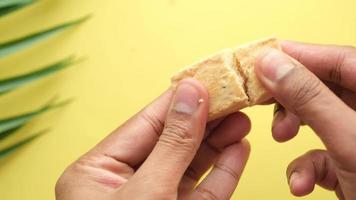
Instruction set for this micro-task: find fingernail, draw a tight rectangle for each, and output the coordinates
[259,48,294,82]
[289,172,299,189]
[173,83,200,114]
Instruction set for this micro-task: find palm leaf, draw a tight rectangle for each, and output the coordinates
[0,130,46,159]
[0,0,36,17]
[0,98,72,137]
[0,127,21,140]
[0,56,77,94]
[0,0,34,8]
[0,15,90,58]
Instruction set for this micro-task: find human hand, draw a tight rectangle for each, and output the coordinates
[256,41,356,200]
[55,78,251,200]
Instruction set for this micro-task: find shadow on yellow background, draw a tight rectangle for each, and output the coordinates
[0,0,355,199]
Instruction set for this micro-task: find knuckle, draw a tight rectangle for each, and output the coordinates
[55,167,73,198]
[160,119,196,150]
[55,155,96,192]
[214,162,240,180]
[290,72,323,115]
[139,109,165,137]
[328,50,345,84]
[164,119,192,139]
[195,187,219,200]
[55,175,66,196]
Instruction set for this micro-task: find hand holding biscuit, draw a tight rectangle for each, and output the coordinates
[256,41,356,200]
[56,79,251,200]
[55,38,356,200]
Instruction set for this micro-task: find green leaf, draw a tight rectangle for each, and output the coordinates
[0,98,72,137]
[0,0,36,17]
[0,127,21,140]
[0,130,46,159]
[0,4,30,17]
[0,56,77,94]
[0,15,90,58]
[0,0,34,8]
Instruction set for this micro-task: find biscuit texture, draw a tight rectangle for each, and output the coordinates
[171,38,281,121]
[234,38,281,104]
[171,49,248,121]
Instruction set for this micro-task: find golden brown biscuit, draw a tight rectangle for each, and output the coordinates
[171,37,281,121]
[234,37,281,104]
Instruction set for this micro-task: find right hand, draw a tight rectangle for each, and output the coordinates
[255,41,356,200]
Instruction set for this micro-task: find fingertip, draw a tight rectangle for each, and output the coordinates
[235,139,251,169]
[177,78,209,103]
[240,139,251,156]
[233,139,251,160]
[227,112,252,135]
[280,40,296,49]
[289,172,315,197]
[279,40,305,59]
[240,112,252,134]
[174,78,209,123]
[272,110,300,143]
[280,40,310,53]
[255,47,274,74]
[259,98,276,105]
[207,112,251,149]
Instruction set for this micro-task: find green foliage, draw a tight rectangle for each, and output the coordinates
[0,99,72,157]
[0,56,77,94]
[0,2,88,158]
[0,15,90,58]
[0,0,36,17]
[0,130,46,159]
[0,98,72,138]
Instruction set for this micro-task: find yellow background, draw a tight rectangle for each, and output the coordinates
[0,0,355,199]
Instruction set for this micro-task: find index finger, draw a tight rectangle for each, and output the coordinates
[90,89,224,168]
[93,89,173,167]
[281,40,356,92]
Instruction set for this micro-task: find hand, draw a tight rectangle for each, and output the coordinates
[55,78,251,200]
[256,41,356,200]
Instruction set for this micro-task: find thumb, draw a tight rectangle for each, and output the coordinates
[255,48,356,166]
[133,78,209,187]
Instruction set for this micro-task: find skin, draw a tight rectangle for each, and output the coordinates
[56,41,356,200]
[255,41,356,200]
[55,78,251,200]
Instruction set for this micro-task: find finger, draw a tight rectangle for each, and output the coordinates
[179,112,251,193]
[272,103,300,142]
[259,98,276,105]
[189,140,250,200]
[325,81,356,111]
[93,89,173,168]
[207,112,251,148]
[94,89,223,169]
[255,48,356,168]
[204,117,225,138]
[281,41,356,92]
[286,150,339,197]
[133,78,209,186]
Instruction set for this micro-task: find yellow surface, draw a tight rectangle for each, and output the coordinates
[0,0,355,199]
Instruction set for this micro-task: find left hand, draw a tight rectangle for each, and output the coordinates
[255,41,356,199]
[55,78,251,200]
